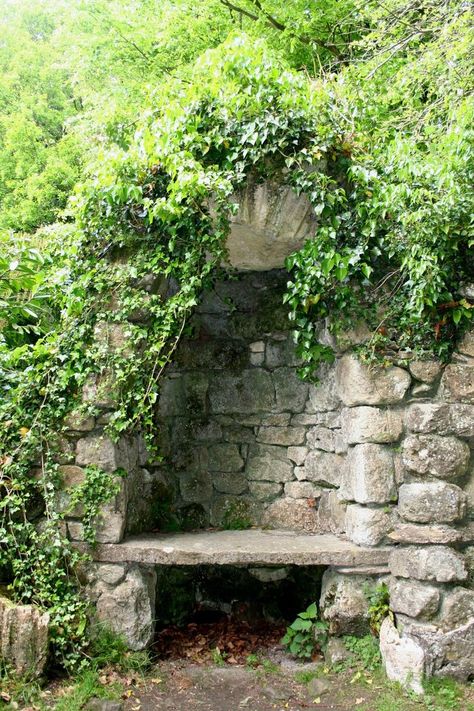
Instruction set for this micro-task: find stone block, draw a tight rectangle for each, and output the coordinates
[388,523,462,544]
[409,360,443,384]
[438,588,474,631]
[82,370,117,409]
[317,490,347,534]
[345,505,393,546]
[64,410,95,432]
[273,368,308,412]
[458,330,474,358]
[292,411,341,428]
[389,579,440,619]
[76,435,119,472]
[389,546,467,582]
[209,369,274,414]
[405,402,474,438]
[320,570,378,635]
[257,426,306,446]
[265,337,301,369]
[398,482,467,524]
[379,617,425,694]
[92,566,156,650]
[262,498,318,532]
[306,426,335,451]
[0,596,49,677]
[305,363,341,412]
[208,444,244,471]
[248,481,282,501]
[286,446,308,465]
[296,450,344,488]
[440,364,474,403]
[346,444,397,504]
[284,481,323,499]
[341,407,403,444]
[335,355,411,406]
[179,471,213,504]
[213,472,248,495]
[209,495,257,527]
[402,435,470,480]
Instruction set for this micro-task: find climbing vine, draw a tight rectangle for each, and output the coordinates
[0,21,473,668]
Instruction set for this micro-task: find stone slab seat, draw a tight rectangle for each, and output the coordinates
[82,529,391,567]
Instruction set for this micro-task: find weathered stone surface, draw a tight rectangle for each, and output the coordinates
[248,481,282,501]
[317,490,347,534]
[76,435,120,472]
[287,446,308,465]
[209,369,274,414]
[208,444,244,471]
[265,337,302,369]
[379,617,425,694]
[341,407,403,444]
[402,435,470,479]
[466,470,474,520]
[210,495,256,527]
[257,426,306,446]
[213,472,248,495]
[248,567,289,583]
[92,566,156,651]
[295,450,344,488]
[226,179,317,271]
[441,364,474,403]
[398,482,467,524]
[458,330,474,358]
[64,410,95,432]
[346,444,397,504]
[389,546,467,582]
[292,411,341,428]
[407,403,474,438]
[409,360,442,384]
[284,481,323,499]
[59,464,86,488]
[246,450,294,482]
[335,355,411,406]
[388,523,462,544]
[306,426,335,452]
[85,562,127,586]
[439,588,474,631]
[324,638,354,666]
[82,371,117,408]
[262,498,319,532]
[85,699,123,711]
[389,579,440,619]
[273,368,308,412]
[306,364,341,412]
[0,595,49,677]
[180,471,213,504]
[320,570,378,635]
[345,505,392,546]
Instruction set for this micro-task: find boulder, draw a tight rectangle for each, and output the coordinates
[319,570,378,635]
[335,355,411,406]
[295,450,344,488]
[345,505,393,546]
[438,588,474,631]
[379,617,425,694]
[405,403,474,438]
[341,407,403,444]
[408,360,443,384]
[346,444,397,504]
[440,364,474,403]
[389,546,467,582]
[398,482,467,524]
[389,579,440,619]
[402,435,470,480]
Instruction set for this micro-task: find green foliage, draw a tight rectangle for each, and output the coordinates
[366,583,392,635]
[221,499,253,530]
[342,635,381,672]
[281,602,328,659]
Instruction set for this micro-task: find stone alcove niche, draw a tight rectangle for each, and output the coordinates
[58,178,473,690]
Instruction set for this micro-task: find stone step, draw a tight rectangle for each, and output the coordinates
[84,529,391,567]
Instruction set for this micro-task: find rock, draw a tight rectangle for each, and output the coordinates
[273,368,309,412]
[82,371,118,408]
[320,570,377,635]
[457,330,474,358]
[398,482,467,524]
[226,179,317,271]
[379,617,425,694]
[250,341,265,353]
[257,426,306,446]
[0,596,49,677]
[389,579,440,619]
[346,444,397,504]
[389,546,467,582]
[262,498,319,532]
[306,364,341,412]
[440,364,474,403]
[296,450,344,488]
[306,426,335,451]
[248,567,289,582]
[345,505,393,546]
[210,495,256,527]
[341,407,403,444]
[287,446,308,465]
[388,523,462,544]
[246,449,294,482]
[439,588,474,631]
[317,490,347,534]
[208,444,244,471]
[411,383,433,396]
[76,435,121,472]
[248,481,282,501]
[64,410,95,432]
[209,369,275,414]
[262,684,290,701]
[180,471,213,504]
[213,472,248,495]
[404,403,474,437]
[402,435,470,480]
[409,360,442,384]
[335,355,411,406]
[92,566,156,650]
[292,411,341,428]
[284,481,323,499]
[324,637,353,666]
[307,678,331,697]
